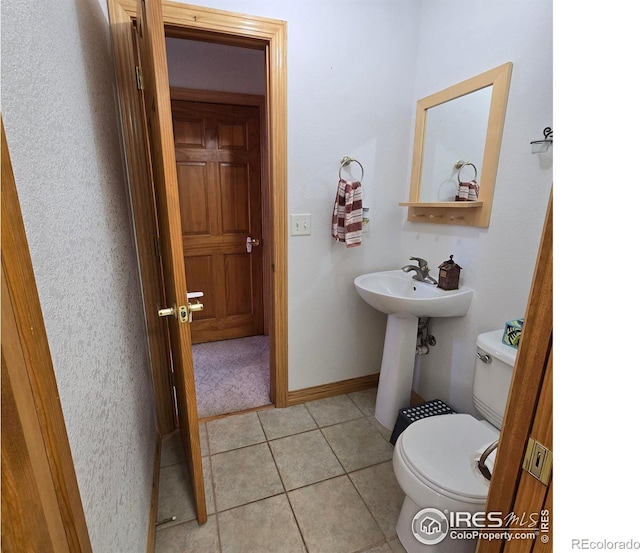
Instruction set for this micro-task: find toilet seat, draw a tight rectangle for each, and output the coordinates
[397,413,499,501]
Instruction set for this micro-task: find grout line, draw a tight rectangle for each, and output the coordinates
[212,491,292,515]
[267,427,323,449]
[263,429,286,491]
[263,435,310,551]
[352,539,391,553]
[318,426,349,475]
[208,440,267,457]
[215,511,223,553]
[201,458,223,552]
[198,402,274,425]
[345,392,368,416]
[346,468,390,543]
[202,455,217,515]
[200,420,211,458]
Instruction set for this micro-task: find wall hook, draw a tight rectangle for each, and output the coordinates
[530,127,553,145]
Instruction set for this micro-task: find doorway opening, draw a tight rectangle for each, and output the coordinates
[109,0,288,440]
[166,37,273,420]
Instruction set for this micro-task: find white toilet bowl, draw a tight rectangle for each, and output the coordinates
[392,330,517,552]
[393,414,498,553]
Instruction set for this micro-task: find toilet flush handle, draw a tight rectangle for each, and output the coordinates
[477,351,492,364]
[478,439,500,481]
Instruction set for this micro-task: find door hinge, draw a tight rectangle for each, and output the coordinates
[135,65,143,90]
[522,437,552,485]
[168,370,175,388]
[154,236,161,258]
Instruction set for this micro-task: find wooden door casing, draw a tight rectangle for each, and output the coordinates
[172,100,264,344]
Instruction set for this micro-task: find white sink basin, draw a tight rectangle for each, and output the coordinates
[354,269,474,429]
[354,270,473,318]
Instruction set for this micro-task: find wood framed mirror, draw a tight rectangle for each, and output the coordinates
[401,62,512,227]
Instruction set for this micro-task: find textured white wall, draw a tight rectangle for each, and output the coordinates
[1,0,158,551]
[172,0,551,407]
[174,0,422,390]
[403,0,553,414]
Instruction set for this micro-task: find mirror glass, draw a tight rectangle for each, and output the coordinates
[419,86,492,201]
[406,62,512,225]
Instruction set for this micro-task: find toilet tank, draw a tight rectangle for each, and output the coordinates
[472,330,518,429]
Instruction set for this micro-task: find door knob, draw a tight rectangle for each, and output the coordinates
[187,291,204,322]
[188,302,204,313]
[158,305,188,322]
[158,306,176,318]
[246,236,261,253]
[187,301,203,322]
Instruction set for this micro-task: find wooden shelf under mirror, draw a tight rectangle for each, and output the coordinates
[400,201,484,225]
[402,62,512,228]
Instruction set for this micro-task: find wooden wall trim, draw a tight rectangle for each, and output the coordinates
[287,374,379,406]
[2,120,93,552]
[277,378,422,411]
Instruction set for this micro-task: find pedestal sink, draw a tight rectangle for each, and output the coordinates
[354,270,473,429]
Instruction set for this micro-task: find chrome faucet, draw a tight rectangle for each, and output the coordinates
[402,256,438,285]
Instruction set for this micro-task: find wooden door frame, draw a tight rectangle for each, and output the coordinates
[109,0,289,431]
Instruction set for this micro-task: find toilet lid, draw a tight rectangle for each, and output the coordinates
[401,413,499,500]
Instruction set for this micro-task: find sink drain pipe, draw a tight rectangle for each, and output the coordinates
[416,317,436,355]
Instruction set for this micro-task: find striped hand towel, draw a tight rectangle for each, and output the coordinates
[331,179,362,248]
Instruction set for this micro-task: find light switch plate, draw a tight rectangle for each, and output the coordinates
[291,213,311,236]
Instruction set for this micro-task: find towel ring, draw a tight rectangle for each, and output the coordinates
[339,156,364,182]
[455,160,477,184]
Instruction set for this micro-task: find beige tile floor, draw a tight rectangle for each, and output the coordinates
[155,389,409,553]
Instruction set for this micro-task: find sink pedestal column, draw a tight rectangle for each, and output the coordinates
[375,315,419,430]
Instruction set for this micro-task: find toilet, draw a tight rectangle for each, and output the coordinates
[392,330,517,553]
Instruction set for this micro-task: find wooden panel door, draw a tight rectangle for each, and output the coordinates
[135,0,206,523]
[172,100,264,344]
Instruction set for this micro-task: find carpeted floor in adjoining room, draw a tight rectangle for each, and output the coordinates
[192,335,271,419]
